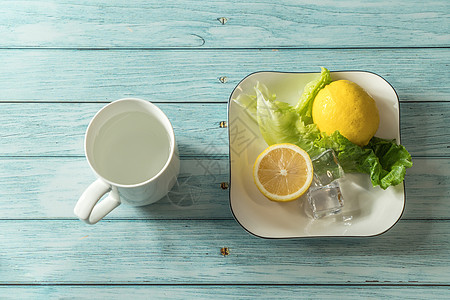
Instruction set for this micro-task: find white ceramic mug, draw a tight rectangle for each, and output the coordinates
[74,98,180,224]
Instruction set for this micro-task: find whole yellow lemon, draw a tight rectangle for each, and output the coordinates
[312,80,380,146]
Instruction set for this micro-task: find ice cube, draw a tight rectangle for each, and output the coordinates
[311,149,344,186]
[307,181,344,219]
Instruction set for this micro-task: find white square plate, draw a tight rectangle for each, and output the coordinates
[228,71,405,238]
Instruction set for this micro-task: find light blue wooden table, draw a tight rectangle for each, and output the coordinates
[1,1,449,298]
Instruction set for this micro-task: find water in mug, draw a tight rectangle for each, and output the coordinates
[92,111,171,185]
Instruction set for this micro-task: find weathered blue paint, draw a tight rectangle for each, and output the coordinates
[0,102,447,157]
[0,49,448,102]
[0,1,448,48]
[0,0,449,298]
[0,220,449,283]
[0,157,447,219]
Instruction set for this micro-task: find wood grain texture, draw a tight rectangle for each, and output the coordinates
[0,103,228,157]
[1,0,449,296]
[0,102,448,157]
[0,157,230,219]
[1,286,449,299]
[0,0,448,48]
[0,49,448,102]
[400,102,450,157]
[0,220,449,284]
[0,157,447,220]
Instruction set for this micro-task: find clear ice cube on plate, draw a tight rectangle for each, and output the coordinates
[307,181,344,219]
[307,149,345,219]
[311,149,345,186]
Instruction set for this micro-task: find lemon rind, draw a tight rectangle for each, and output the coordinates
[253,143,314,202]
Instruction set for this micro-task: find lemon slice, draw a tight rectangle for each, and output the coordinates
[253,143,313,202]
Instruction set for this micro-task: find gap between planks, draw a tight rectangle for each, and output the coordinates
[0,46,448,51]
[0,283,448,287]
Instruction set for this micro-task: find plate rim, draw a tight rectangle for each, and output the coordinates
[227,69,406,239]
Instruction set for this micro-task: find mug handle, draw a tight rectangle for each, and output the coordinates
[74,179,121,224]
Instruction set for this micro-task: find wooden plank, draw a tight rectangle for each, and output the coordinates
[0,103,228,157]
[0,102,448,157]
[0,157,230,219]
[0,49,448,102]
[1,286,449,299]
[0,220,448,284]
[403,158,450,219]
[0,157,447,220]
[0,1,448,48]
[400,102,450,158]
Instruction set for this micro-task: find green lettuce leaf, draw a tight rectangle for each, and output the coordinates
[232,93,257,123]
[255,84,300,145]
[232,67,413,189]
[254,67,331,154]
[316,132,412,189]
[366,137,413,189]
[294,66,332,124]
[254,81,323,154]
